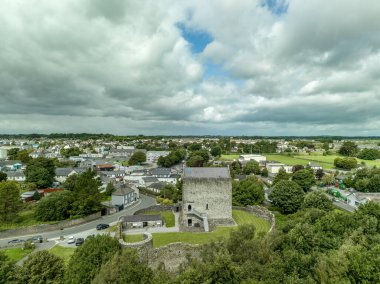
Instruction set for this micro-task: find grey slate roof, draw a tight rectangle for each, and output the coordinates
[151,168,171,176]
[183,167,230,179]
[121,214,162,222]
[55,168,73,176]
[5,171,25,177]
[112,184,134,196]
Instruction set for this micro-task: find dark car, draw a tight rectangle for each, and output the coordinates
[75,238,84,246]
[96,223,109,230]
[8,239,25,244]
[26,235,43,243]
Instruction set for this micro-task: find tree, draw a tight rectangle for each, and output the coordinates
[367,175,380,193]
[232,176,264,206]
[334,157,357,170]
[272,168,290,185]
[292,169,315,192]
[338,141,358,157]
[105,182,115,196]
[25,157,56,188]
[65,235,121,284]
[128,151,146,165]
[187,155,205,167]
[302,191,333,211]
[0,172,6,182]
[269,180,304,214]
[92,248,153,284]
[210,146,222,157]
[242,160,261,175]
[157,149,186,167]
[0,251,16,284]
[261,168,269,177]
[292,165,304,173]
[60,147,83,158]
[229,161,242,178]
[160,184,180,202]
[322,142,329,151]
[357,148,380,160]
[17,250,65,284]
[7,148,19,160]
[35,191,73,221]
[0,181,22,222]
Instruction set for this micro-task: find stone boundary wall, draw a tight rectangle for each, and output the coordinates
[133,205,175,215]
[233,205,275,232]
[0,212,102,239]
[146,242,201,271]
[120,232,153,249]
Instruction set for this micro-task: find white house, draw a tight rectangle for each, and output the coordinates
[238,154,266,164]
[5,171,26,182]
[111,184,138,207]
[346,192,380,209]
[266,163,293,174]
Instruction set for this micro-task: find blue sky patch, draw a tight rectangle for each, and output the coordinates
[177,23,213,53]
[261,0,288,15]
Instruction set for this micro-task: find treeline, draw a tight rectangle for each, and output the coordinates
[157,149,186,167]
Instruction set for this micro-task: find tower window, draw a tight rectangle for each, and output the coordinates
[188,204,192,211]
[206,204,209,210]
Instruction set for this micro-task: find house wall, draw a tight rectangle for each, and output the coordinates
[182,177,232,222]
[112,195,125,206]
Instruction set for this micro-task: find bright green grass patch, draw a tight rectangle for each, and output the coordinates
[142,210,175,227]
[3,247,34,262]
[49,245,76,265]
[123,234,144,243]
[151,210,270,248]
[220,154,240,161]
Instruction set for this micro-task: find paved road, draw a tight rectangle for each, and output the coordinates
[0,194,156,247]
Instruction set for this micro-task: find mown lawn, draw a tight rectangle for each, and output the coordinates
[3,247,34,262]
[151,210,270,248]
[220,154,240,161]
[49,245,76,265]
[123,234,144,243]
[141,210,175,227]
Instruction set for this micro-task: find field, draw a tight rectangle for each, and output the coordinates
[49,245,76,265]
[151,210,270,248]
[2,247,34,261]
[0,209,55,230]
[266,153,380,170]
[141,210,175,227]
[220,154,239,161]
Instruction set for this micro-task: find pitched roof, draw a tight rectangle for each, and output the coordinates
[112,184,134,196]
[55,168,73,176]
[183,167,230,179]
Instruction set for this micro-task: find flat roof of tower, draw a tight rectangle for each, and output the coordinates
[183,167,230,179]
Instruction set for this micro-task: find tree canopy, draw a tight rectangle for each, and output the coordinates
[338,141,358,156]
[128,151,147,165]
[292,168,315,191]
[25,157,56,188]
[269,180,304,214]
[34,191,73,221]
[0,181,22,222]
[232,176,265,206]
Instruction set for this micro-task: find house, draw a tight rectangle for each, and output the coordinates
[96,163,115,171]
[346,192,380,208]
[0,160,22,171]
[146,151,170,162]
[266,163,293,174]
[5,171,26,182]
[21,190,44,202]
[146,181,166,193]
[150,168,171,178]
[55,167,89,182]
[111,183,138,208]
[120,214,163,229]
[308,162,323,171]
[181,167,234,232]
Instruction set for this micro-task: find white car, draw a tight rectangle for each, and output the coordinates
[67,236,76,244]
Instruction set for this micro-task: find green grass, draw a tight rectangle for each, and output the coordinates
[49,245,76,265]
[141,210,175,227]
[3,247,34,262]
[123,234,144,243]
[220,154,240,161]
[151,210,270,248]
[0,209,55,231]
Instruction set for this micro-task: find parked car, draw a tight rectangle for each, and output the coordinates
[8,239,25,244]
[96,223,109,230]
[75,238,84,246]
[67,236,76,244]
[26,235,43,243]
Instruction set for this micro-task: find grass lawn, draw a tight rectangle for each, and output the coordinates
[141,210,175,227]
[220,154,240,161]
[49,245,76,265]
[2,247,34,262]
[151,210,270,248]
[123,234,144,243]
[0,209,55,231]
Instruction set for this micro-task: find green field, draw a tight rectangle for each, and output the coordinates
[266,154,380,170]
[123,234,144,243]
[220,154,240,161]
[49,245,76,265]
[151,210,270,248]
[0,209,55,230]
[141,210,175,227]
[2,247,34,261]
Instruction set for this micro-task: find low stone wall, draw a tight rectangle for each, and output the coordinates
[133,205,175,215]
[0,212,102,239]
[233,205,275,232]
[120,232,153,249]
[146,242,201,271]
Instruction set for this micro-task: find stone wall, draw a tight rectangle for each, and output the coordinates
[120,232,153,249]
[233,205,275,232]
[0,212,102,238]
[146,242,201,271]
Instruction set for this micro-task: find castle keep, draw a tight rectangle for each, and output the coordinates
[181,167,233,231]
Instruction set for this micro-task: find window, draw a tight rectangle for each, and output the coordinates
[188,204,192,211]
[188,219,192,226]
[206,203,209,210]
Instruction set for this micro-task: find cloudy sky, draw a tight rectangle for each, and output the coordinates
[1,0,380,136]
